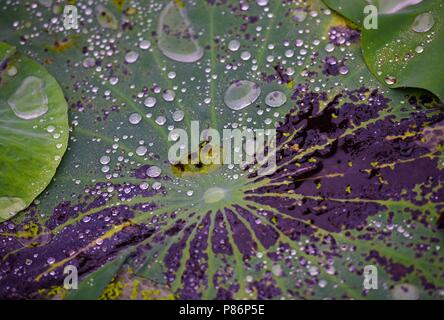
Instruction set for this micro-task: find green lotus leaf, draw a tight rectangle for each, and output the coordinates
[0,42,69,222]
[0,0,443,300]
[323,0,444,102]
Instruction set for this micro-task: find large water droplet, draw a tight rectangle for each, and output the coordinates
[124,51,139,64]
[228,39,240,52]
[265,91,287,107]
[96,4,118,30]
[7,76,48,120]
[293,8,307,22]
[172,110,184,122]
[157,2,204,63]
[411,12,434,33]
[144,97,157,108]
[129,113,142,125]
[374,0,423,14]
[224,80,261,111]
[162,89,175,102]
[146,166,162,178]
[0,197,26,219]
[391,284,420,300]
[385,75,397,85]
[203,187,228,204]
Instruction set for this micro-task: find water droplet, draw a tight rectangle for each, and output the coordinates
[152,181,162,190]
[228,39,240,52]
[140,182,149,190]
[224,80,260,111]
[293,8,307,22]
[412,12,434,33]
[144,97,157,108]
[125,51,139,64]
[265,91,287,107]
[155,115,166,126]
[47,257,56,265]
[167,71,176,79]
[146,166,162,178]
[339,65,349,75]
[415,45,424,53]
[391,284,420,300]
[129,113,142,125]
[256,0,269,7]
[0,197,26,219]
[385,75,397,85]
[272,264,283,276]
[7,76,48,120]
[203,187,228,204]
[324,43,335,53]
[162,89,175,102]
[100,155,110,165]
[139,40,151,50]
[7,66,17,77]
[172,110,184,122]
[157,2,204,63]
[240,51,251,61]
[96,4,118,30]
[109,76,119,85]
[83,57,96,69]
[186,190,194,196]
[378,0,423,14]
[136,146,147,156]
[284,49,294,58]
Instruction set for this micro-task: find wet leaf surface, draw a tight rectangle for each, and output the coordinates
[0,42,69,222]
[323,0,444,102]
[0,0,443,300]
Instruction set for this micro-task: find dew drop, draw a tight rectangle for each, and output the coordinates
[203,187,228,204]
[96,4,118,30]
[412,12,434,33]
[109,76,119,85]
[385,75,397,85]
[129,113,142,125]
[7,76,48,120]
[47,257,56,265]
[146,166,162,178]
[256,0,269,7]
[162,89,175,102]
[265,91,287,107]
[140,182,149,190]
[167,71,176,79]
[83,57,96,69]
[136,146,147,156]
[0,197,26,219]
[124,51,139,64]
[391,284,420,300]
[172,110,185,122]
[228,39,240,52]
[224,80,261,111]
[152,181,162,190]
[139,40,151,50]
[324,43,335,53]
[157,2,204,63]
[100,155,111,165]
[293,8,307,22]
[339,65,349,75]
[415,45,424,53]
[240,51,251,61]
[7,66,17,77]
[155,115,166,126]
[144,96,157,108]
